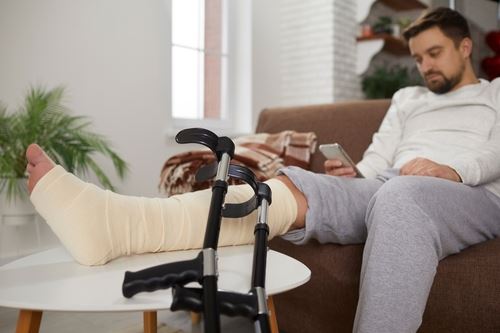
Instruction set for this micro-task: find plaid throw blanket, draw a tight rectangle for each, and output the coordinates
[159,131,317,196]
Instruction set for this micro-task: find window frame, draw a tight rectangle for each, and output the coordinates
[166,0,250,137]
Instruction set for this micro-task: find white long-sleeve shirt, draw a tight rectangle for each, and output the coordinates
[357,78,500,197]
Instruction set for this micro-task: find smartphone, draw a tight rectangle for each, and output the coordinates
[319,143,364,178]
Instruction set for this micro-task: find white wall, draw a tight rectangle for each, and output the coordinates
[252,0,361,112]
[0,0,187,198]
[251,0,282,128]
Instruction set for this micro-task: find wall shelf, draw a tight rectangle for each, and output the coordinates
[379,0,427,11]
[357,34,410,56]
[356,0,427,75]
[357,0,429,22]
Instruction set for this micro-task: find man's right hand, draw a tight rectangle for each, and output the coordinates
[324,159,357,177]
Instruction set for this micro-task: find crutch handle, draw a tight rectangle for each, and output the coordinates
[170,286,204,313]
[227,164,259,193]
[176,128,235,161]
[196,161,260,190]
[175,128,219,151]
[218,290,258,318]
[172,287,258,319]
[195,163,262,218]
[257,183,272,205]
[223,165,260,218]
[122,253,203,298]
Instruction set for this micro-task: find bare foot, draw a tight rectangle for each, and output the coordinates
[26,144,56,194]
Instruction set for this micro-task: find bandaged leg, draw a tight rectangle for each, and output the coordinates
[30,166,297,265]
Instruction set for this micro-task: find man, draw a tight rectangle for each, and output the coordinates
[26,7,500,332]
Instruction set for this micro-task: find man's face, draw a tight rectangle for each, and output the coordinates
[409,26,469,94]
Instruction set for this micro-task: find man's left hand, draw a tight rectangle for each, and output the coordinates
[400,157,462,182]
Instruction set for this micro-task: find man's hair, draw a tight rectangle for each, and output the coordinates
[402,7,471,46]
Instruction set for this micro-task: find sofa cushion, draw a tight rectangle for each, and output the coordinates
[256,100,391,173]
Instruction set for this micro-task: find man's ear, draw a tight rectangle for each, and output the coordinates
[460,37,473,59]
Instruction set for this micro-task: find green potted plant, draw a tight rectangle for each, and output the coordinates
[362,64,422,99]
[0,86,128,218]
[372,16,394,35]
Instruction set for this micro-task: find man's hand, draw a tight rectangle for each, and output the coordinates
[324,159,357,177]
[400,157,462,182]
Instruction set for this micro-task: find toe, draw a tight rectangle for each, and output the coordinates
[26,144,54,166]
[26,144,43,164]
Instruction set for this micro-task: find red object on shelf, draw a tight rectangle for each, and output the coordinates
[486,31,500,54]
[482,56,500,80]
[482,30,500,80]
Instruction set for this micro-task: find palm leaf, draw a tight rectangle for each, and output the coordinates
[0,85,128,200]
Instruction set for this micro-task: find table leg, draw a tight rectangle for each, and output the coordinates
[268,296,279,333]
[16,310,43,333]
[190,311,201,325]
[187,297,279,332]
[143,311,157,333]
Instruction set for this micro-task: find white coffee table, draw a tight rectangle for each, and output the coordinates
[0,245,310,333]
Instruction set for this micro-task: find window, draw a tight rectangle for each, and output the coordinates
[171,0,228,122]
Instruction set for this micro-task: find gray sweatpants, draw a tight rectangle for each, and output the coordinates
[280,166,500,333]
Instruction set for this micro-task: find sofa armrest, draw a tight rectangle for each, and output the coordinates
[255,100,390,173]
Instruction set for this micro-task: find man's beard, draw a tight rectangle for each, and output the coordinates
[423,64,465,94]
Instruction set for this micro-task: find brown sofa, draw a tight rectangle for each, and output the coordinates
[256,100,500,333]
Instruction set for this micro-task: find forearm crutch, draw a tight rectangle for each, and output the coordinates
[171,165,273,333]
[122,128,235,333]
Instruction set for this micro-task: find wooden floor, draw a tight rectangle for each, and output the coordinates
[0,306,254,333]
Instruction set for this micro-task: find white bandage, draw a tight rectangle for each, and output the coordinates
[30,166,297,265]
